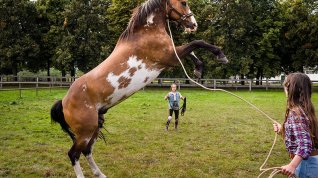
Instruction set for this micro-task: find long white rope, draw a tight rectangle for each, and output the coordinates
[166,19,290,178]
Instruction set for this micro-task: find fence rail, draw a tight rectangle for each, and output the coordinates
[147,78,289,90]
[0,75,318,96]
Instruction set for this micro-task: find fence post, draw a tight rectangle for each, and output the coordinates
[0,75,2,89]
[214,79,216,89]
[50,76,53,92]
[53,77,56,88]
[249,79,252,91]
[19,76,22,98]
[266,78,269,91]
[178,80,181,90]
[36,77,39,96]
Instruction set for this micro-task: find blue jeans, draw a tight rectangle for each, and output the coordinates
[295,156,318,178]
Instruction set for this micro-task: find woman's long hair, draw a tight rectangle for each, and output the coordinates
[283,73,318,148]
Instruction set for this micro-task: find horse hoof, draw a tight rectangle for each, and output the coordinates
[98,174,106,178]
[194,70,202,78]
[93,170,106,178]
[217,56,229,64]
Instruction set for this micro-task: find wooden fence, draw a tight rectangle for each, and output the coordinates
[0,76,317,97]
[0,76,75,97]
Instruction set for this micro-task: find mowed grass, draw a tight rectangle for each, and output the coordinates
[0,88,317,178]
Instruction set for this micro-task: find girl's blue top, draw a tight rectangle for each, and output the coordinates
[168,92,181,110]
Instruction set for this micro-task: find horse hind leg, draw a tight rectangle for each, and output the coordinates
[68,127,100,177]
[68,133,105,178]
[82,113,107,178]
[68,141,86,178]
[68,109,107,178]
[82,127,106,178]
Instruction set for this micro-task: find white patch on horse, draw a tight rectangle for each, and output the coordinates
[190,52,199,59]
[106,55,162,107]
[86,154,106,178]
[84,137,91,144]
[185,10,198,33]
[73,160,85,178]
[84,101,93,109]
[145,13,155,26]
[96,103,103,111]
[82,84,87,92]
[189,11,197,26]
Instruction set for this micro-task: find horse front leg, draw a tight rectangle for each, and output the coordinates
[176,40,228,78]
[189,52,204,78]
[176,40,228,64]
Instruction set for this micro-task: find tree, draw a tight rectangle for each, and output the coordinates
[1,0,317,79]
[185,0,230,79]
[250,0,284,84]
[279,0,318,73]
[206,0,256,81]
[105,0,144,53]
[56,0,111,77]
[34,0,70,76]
[0,0,40,76]
[195,0,285,84]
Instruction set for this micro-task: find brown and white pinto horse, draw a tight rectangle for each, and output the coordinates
[51,0,228,177]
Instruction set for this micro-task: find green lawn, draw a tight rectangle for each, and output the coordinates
[0,88,317,178]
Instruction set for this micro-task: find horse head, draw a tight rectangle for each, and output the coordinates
[166,0,198,33]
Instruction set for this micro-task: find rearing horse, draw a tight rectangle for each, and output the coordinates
[51,0,228,177]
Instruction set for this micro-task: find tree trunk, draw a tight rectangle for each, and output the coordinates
[260,70,263,85]
[62,69,66,77]
[260,76,263,85]
[256,70,260,86]
[71,61,76,77]
[47,60,51,81]
[71,67,75,77]
[12,60,18,81]
[62,69,66,82]
[240,74,245,85]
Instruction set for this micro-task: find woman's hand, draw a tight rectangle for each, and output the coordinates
[273,122,282,133]
[281,155,302,177]
[281,164,296,177]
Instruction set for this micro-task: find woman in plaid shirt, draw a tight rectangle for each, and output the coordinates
[273,73,318,177]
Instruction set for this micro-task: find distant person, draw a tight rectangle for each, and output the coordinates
[273,73,318,177]
[164,83,185,130]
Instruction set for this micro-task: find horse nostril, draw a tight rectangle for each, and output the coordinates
[189,23,197,30]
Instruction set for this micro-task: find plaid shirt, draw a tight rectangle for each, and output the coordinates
[284,110,316,159]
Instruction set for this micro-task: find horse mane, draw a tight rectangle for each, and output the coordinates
[120,0,164,40]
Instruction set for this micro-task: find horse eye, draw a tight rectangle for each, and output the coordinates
[181,1,187,7]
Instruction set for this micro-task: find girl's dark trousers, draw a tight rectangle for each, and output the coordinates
[166,109,179,129]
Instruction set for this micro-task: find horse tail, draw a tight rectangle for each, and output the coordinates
[51,100,75,141]
[181,97,187,116]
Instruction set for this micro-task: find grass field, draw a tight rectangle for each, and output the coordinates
[0,88,317,178]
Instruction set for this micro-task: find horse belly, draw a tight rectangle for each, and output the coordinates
[104,55,163,108]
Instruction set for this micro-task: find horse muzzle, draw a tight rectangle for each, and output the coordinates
[184,21,198,33]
